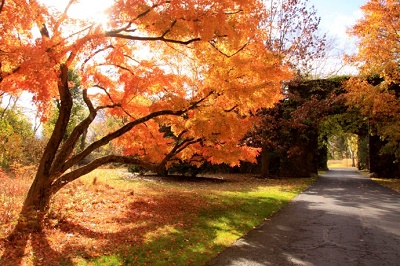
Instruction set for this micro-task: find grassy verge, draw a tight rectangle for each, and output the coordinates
[0,169,315,265]
[372,178,400,193]
[356,168,400,193]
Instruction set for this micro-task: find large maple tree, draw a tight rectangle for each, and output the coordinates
[345,0,400,158]
[0,0,290,231]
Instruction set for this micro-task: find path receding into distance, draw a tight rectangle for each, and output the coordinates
[206,168,400,266]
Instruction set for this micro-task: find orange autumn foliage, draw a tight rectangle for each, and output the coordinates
[345,0,400,156]
[0,0,292,245]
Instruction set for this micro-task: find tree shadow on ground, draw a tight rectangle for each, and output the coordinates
[0,173,296,265]
[1,224,74,266]
[0,188,224,265]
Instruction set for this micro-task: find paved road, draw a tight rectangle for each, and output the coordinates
[206,168,400,266]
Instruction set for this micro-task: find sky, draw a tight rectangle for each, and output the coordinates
[311,0,366,44]
[308,0,367,76]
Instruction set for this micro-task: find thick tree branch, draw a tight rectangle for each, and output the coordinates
[51,155,154,193]
[0,0,4,14]
[62,91,214,171]
[40,24,50,38]
[49,89,97,176]
[37,64,73,178]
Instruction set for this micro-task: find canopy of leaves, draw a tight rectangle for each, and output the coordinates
[345,0,400,157]
[0,0,292,203]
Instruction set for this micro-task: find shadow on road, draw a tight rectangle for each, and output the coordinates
[206,168,400,266]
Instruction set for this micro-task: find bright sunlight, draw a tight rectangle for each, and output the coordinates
[40,0,113,26]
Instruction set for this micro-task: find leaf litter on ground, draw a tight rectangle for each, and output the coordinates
[0,168,315,265]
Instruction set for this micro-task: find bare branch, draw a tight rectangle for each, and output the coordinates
[93,85,118,106]
[161,20,177,38]
[224,104,239,112]
[225,9,243,15]
[105,22,133,35]
[63,0,77,15]
[106,2,166,35]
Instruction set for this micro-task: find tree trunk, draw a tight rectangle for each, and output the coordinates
[14,173,53,234]
[260,146,271,178]
[2,172,54,265]
[155,164,168,176]
[351,150,356,167]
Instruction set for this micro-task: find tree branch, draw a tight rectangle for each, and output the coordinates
[51,155,154,193]
[209,41,249,58]
[105,32,201,45]
[81,45,114,67]
[37,64,73,179]
[63,0,77,15]
[106,2,164,35]
[61,91,214,171]
[161,20,177,38]
[40,24,50,38]
[0,0,5,14]
[49,89,97,176]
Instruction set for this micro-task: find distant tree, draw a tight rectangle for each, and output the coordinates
[0,108,42,169]
[261,0,326,76]
[248,77,347,177]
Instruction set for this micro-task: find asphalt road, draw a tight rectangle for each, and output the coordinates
[206,168,400,266]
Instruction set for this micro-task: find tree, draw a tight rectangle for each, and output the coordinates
[345,0,400,175]
[248,77,347,177]
[0,107,41,169]
[251,0,326,177]
[0,0,290,237]
[261,0,326,76]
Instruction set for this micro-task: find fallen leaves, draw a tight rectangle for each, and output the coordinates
[0,168,312,265]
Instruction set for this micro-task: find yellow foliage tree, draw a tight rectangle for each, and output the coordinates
[345,0,400,156]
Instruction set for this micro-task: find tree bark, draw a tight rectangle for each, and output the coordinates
[260,146,271,178]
